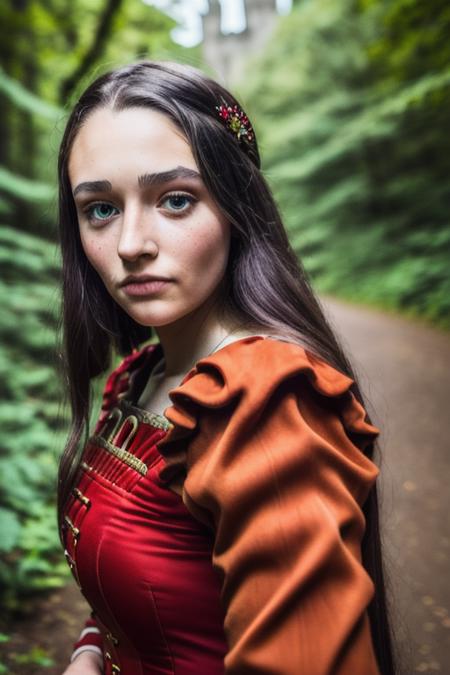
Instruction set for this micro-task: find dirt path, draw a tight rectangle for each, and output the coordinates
[320,296,450,674]
[2,297,449,674]
[0,583,91,674]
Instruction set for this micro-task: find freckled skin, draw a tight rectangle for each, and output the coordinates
[68,107,231,329]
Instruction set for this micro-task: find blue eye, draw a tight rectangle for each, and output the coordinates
[162,193,196,213]
[85,202,119,223]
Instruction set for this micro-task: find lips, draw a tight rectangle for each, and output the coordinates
[119,274,171,287]
[119,275,172,297]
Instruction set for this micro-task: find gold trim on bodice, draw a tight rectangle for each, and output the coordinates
[86,397,173,478]
[118,398,172,431]
[90,434,149,476]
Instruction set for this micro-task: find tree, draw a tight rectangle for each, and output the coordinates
[0,0,203,610]
[236,0,450,327]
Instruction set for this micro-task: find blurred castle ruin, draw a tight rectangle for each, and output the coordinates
[201,0,280,85]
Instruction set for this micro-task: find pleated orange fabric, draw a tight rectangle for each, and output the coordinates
[156,335,381,675]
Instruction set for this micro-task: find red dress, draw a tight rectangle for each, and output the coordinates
[63,344,228,674]
[63,336,382,674]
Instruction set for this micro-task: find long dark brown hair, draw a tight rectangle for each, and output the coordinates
[57,60,396,673]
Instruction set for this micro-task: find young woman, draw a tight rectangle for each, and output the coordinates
[57,60,395,674]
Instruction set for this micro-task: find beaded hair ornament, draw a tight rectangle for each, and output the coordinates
[215,102,255,148]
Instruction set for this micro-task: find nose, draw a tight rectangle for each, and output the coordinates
[117,204,158,262]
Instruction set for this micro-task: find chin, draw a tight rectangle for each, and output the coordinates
[123,305,195,329]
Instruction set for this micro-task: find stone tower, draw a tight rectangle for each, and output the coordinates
[201,0,279,85]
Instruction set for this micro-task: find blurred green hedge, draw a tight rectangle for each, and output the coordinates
[0,225,69,610]
[0,0,195,614]
[237,0,450,328]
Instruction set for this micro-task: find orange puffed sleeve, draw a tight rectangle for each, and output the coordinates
[156,336,381,675]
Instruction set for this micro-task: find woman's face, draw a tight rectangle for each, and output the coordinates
[68,106,231,328]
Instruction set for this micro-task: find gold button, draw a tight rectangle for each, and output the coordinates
[73,487,91,508]
[64,549,75,567]
[112,666,121,674]
[64,515,80,541]
[107,631,119,646]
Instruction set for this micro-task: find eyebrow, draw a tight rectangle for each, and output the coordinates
[138,167,201,188]
[72,166,201,197]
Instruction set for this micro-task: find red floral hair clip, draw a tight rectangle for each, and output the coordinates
[215,103,255,145]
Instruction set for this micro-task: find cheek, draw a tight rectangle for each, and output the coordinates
[180,223,230,277]
[80,233,108,277]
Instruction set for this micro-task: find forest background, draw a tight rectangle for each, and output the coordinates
[0,0,449,662]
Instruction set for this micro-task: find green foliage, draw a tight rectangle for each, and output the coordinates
[0,67,62,120]
[7,646,54,668]
[0,0,202,229]
[0,225,70,611]
[0,165,54,202]
[360,0,450,87]
[0,635,10,674]
[0,509,21,553]
[237,0,450,328]
[0,0,205,615]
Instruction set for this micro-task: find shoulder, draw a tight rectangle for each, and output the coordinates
[164,335,378,441]
[183,334,357,400]
[157,335,380,502]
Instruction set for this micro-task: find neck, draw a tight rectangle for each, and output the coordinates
[153,297,241,378]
